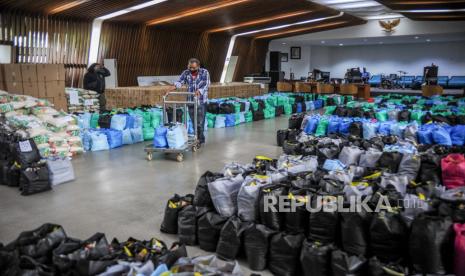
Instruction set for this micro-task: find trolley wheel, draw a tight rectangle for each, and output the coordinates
[192,144,199,152]
[146,152,153,161]
[176,153,184,162]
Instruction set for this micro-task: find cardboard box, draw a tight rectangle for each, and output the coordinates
[5,81,23,94]
[54,96,68,112]
[22,81,39,97]
[422,85,443,97]
[37,81,47,98]
[21,64,38,82]
[37,64,59,82]
[45,80,65,98]
[58,65,66,81]
[3,64,22,83]
[277,82,292,92]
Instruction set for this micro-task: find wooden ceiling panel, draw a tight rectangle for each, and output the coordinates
[0,0,148,19]
[376,0,465,21]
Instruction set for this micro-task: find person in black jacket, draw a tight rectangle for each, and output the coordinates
[83,63,110,111]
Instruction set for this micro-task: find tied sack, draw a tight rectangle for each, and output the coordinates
[454,223,465,276]
[243,224,276,271]
[358,148,382,168]
[216,216,250,260]
[166,124,188,149]
[153,126,168,148]
[338,146,364,166]
[46,159,75,186]
[208,174,244,217]
[197,211,227,252]
[237,175,271,222]
[441,154,465,189]
[268,232,305,276]
[300,240,335,276]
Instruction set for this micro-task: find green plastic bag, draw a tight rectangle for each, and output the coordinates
[288,97,296,105]
[315,118,329,137]
[143,127,155,141]
[324,106,337,115]
[277,96,288,106]
[90,113,99,128]
[235,113,241,125]
[264,107,275,119]
[376,110,388,122]
[206,113,216,128]
[410,110,423,124]
[245,111,253,122]
[250,101,259,111]
[284,103,292,115]
[151,110,162,128]
[233,102,241,113]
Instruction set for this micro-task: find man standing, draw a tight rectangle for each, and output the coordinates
[83,63,111,111]
[171,58,210,147]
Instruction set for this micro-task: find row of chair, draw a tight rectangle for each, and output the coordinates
[369,75,465,88]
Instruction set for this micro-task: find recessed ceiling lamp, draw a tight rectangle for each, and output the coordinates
[364,14,404,20]
[208,10,312,33]
[339,43,344,46]
[48,0,89,14]
[97,0,169,20]
[414,36,420,39]
[397,9,465,13]
[282,42,287,45]
[255,21,347,39]
[321,40,326,44]
[147,0,250,26]
[426,39,431,42]
[333,1,382,9]
[379,41,384,44]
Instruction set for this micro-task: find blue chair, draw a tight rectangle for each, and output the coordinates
[398,76,415,88]
[448,76,465,89]
[368,75,382,87]
[437,76,449,87]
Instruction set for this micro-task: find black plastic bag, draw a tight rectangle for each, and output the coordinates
[158,242,187,268]
[193,171,223,207]
[409,212,454,274]
[14,255,55,276]
[308,196,339,244]
[335,106,347,117]
[289,114,304,129]
[283,140,303,155]
[243,224,276,271]
[276,106,284,117]
[349,122,363,138]
[98,114,112,129]
[19,164,51,196]
[252,109,265,121]
[368,257,407,276]
[216,216,250,260]
[160,194,193,234]
[285,189,310,234]
[417,153,442,184]
[377,152,403,173]
[300,240,335,276]
[207,102,220,114]
[319,178,345,194]
[219,103,234,114]
[178,205,197,245]
[317,143,340,164]
[258,184,287,231]
[197,211,227,252]
[437,188,465,223]
[287,129,301,142]
[340,209,371,256]
[268,232,305,276]
[277,130,289,147]
[331,249,366,276]
[398,110,410,122]
[14,139,40,168]
[369,210,408,262]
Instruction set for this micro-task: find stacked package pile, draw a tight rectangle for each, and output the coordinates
[0,90,83,158]
[65,87,100,113]
[161,126,465,275]
[0,223,244,276]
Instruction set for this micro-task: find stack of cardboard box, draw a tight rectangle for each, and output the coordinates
[0,64,67,111]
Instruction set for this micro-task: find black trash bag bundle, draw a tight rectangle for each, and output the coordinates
[334,106,347,117]
[308,195,339,244]
[417,153,442,185]
[369,210,408,262]
[285,188,310,233]
[283,140,303,156]
[289,114,304,129]
[331,249,366,276]
[219,103,234,114]
[377,152,403,173]
[300,240,335,276]
[252,109,265,121]
[381,135,398,145]
[193,171,223,208]
[4,223,67,265]
[456,115,465,125]
[398,110,410,122]
[19,163,51,196]
[109,236,168,264]
[340,208,371,256]
[216,216,250,260]
[364,110,376,119]
[157,242,188,268]
[253,155,277,175]
[362,137,384,151]
[433,114,451,125]
[369,186,404,209]
[397,153,421,182]
[268,232,305,276]
[276,106,284,117]
[160,194,193,234]
[349,122,363,138]
[166,107,184,123]
[409,212,454,274]
[258,184,288,231]
[207,102,220,114]
[290,170,324,190]
[446,114,457,126]
[437,187,465,224]
[98,114,112,128]
[52,232,116,276]
[243,224,276,271]
[178,205,197,245]
[348,108,364,118]
[368,257,408,276]
[301,141,318,156]
[319,178,345,194]
[197,211,228,252]
[287,129,301,142]
[422,112,433,124]
[317,143,341,164]
[239,102,246,112]
[5,255,54,276]
[277,129,289,147]
[13,139,41,168]
[327,97,336,106]
[4,164,21,187]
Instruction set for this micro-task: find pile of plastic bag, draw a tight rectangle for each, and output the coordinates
[65,87,100,113]
[0,90,83,158]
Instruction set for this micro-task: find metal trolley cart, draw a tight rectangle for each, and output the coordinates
[144,91,200,162]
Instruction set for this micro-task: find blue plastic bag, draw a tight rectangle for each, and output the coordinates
[215,115,226,128]
[90,131,110,151]
[323,159,346,171]
[124,114,135,129]
[450,125,465,146]
[378,122,392,136]
[122,129,133,145]
[153,126,168,148]
[305,101,315,111]
[314,99,324,109]
[363,122,379,140]
[418,124,434,144]
[104,129,123,149]
[130,128,144,143]
[225,114,236,127]
[132,114,143,129]
[110,114,127,131]
[339,118,352,136]
[390,122,407,138]
[328,117,340,134]
[81,130,92,151]
[78,113,91,129]
[166,125,188,149]
[304,116,319,134]
[432,126,452,146]
[296,103,303,113]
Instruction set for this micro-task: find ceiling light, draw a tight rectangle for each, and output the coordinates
[147,0,250,26]
[364,14,404,20]
[414,36,419,39]
[282,42,287,45]
[363,38,368,42]
[397,9,465,13]
[48,0,89,14]
[426,39,431,42]
[208,10,312,33]
[379,41,384,44]
[254,21,347,39]
[321,41,326,44]
[339,43,344,46]
[97,0,168,20]
[333,1,381,9]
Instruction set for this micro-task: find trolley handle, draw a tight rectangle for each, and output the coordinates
[163,91,198,101]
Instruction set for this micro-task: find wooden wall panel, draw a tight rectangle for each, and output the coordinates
[0,11,91,87]
[232,36,269,81]
[97,22,231,86]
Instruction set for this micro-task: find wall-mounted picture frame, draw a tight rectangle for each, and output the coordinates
[290,46,301,59]
[280,53,288,62]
